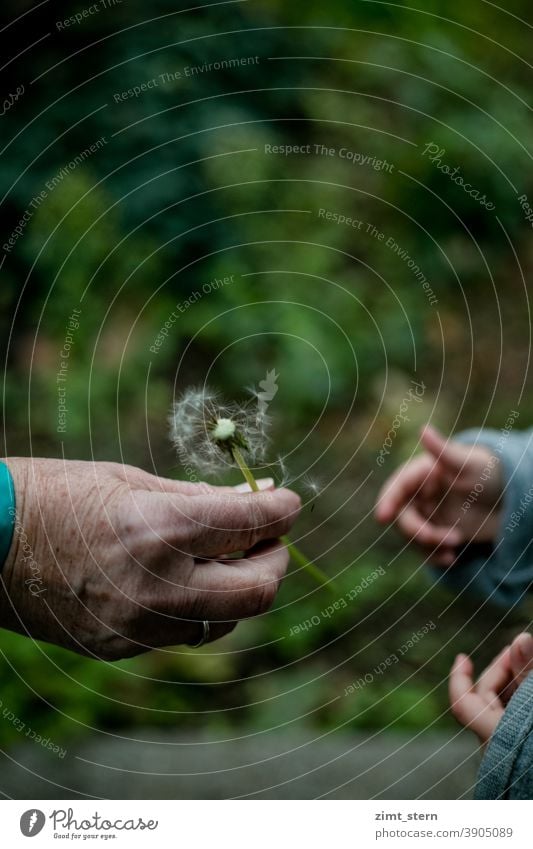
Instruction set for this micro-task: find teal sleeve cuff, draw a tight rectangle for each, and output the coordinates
[0,462,16,571]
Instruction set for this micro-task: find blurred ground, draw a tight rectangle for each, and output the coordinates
[1,729,479,800]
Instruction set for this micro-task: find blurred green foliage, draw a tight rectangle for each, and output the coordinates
[1,0,532,749]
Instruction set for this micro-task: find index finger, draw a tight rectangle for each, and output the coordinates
[449,653,504,742]
[160,487,302,557]
[181,540,291,620]
[375,455,433,523]
[476,645,512,699]
[449,652,475,718]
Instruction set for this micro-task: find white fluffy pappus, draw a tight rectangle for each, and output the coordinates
[169,387,270,476]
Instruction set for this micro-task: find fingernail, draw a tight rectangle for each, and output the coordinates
[234,483,251,492]
[234,477,274,493]
[256,477,274,490]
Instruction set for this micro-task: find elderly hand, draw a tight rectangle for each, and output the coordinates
[449,633,533,745]
[0,458,300,660]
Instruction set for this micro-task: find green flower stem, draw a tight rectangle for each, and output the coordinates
[232,446,260,492]
[231,446,335,592]
[282,539,336,591]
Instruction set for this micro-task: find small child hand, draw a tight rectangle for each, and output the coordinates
[375,424,502,566]
[449,633,533,744]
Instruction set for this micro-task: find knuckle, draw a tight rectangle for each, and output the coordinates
[232,498,266,549]
[248,580,278,615]
[204,498,234,529]
[249,496,268,533]
[185,513,210,549]
[113,493,150,542]
[182,589,210,620]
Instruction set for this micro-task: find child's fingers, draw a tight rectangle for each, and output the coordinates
[421,425,470,473]
[499,634,533,704]
[449,654,502,742]
[397,504,462,547]
[434,551,456,567]
[449,653,476,724]
[509,633,533,685]
[426,545,456,567]
[375,455,433,523]
[476,645,512,700]
[419,463,444,502]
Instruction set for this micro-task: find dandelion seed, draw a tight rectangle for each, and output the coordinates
[274,454,293,488]
[303,475,324,498]
[302,476,323,513]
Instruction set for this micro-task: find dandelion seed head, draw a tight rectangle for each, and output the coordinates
[169,386,270,476]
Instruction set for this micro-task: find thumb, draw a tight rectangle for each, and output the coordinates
[421,424,468,473]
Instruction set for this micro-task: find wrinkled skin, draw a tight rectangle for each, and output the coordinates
[0,458,300,660]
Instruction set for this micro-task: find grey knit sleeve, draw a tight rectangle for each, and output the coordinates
[475,672,533,799]
[433,424,533,608]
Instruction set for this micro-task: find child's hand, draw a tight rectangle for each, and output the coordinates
[449,633,533,745]
[375,425,503,566]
